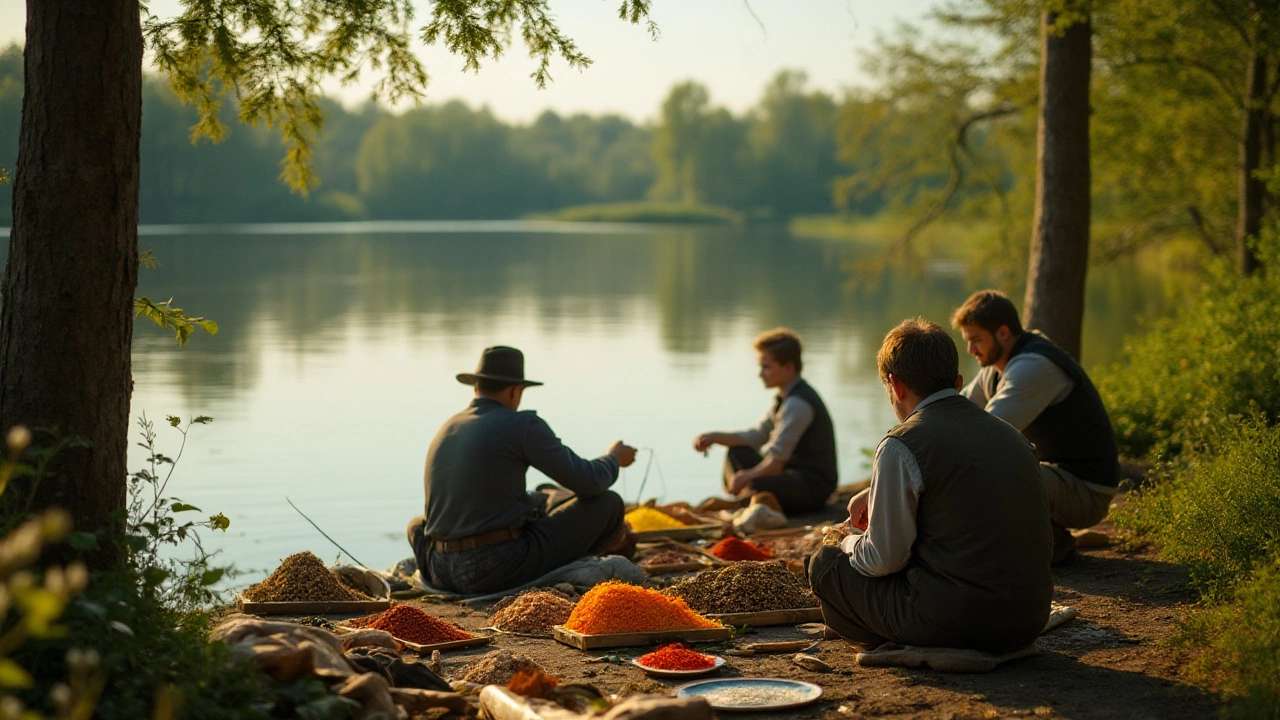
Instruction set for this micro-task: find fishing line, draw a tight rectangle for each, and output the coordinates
[286,496,369,569]
[632,447,668,505]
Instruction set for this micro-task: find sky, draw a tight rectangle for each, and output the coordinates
[0,0,939,123]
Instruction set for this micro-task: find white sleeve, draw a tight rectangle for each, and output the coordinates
[984,354,1074,431]
[845,438,924,577]
[732,409,774,450]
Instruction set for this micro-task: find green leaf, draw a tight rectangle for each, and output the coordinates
[0,659,33,689]
[201,568,225,586]
[167,415,181,427]
[124,534,149,552]
[192,415,214,424]
[171,502,201,513]
[209,513,230,531]
[197,320,219,336]
[139,248,160,269]
[143,567,169,587]
[66,531,99,550]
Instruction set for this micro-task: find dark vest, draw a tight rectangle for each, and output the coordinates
[889,394,1053,643]
[988,331,1120,486]
[784,379,838,491]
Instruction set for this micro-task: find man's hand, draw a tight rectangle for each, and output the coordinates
[609,441,638,468]
[693,432,719,453]
[727,470,754,496]
[847,488,870,531]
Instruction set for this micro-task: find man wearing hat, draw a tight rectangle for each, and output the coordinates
[406,346,639,595]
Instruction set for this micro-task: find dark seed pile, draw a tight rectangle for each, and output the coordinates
[241,551,370,603]
[664,561,817,614]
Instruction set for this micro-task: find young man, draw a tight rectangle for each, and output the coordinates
[405,346,638,595]
[950,290,1121,561]
[808,319,1052,652]
[693,328,837,516]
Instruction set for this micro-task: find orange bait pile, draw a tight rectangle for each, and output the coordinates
[507,668,560,698]
[562,581,721,635]
[709,536,774,561]
[348,604,473,644]
[637,643,716,670]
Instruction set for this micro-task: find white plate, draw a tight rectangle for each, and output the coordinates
[630,655,726,678]
[676,678,823,711]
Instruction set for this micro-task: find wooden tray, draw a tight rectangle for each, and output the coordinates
[634,523,723,542]
[553,625,733,650]
[236,599,392,615]
[336,626,491,653]
[706,607,823,627]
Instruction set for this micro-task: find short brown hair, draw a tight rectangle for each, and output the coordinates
[754,327,803,373]
[877,318,959,398]
[950,289,1023,335]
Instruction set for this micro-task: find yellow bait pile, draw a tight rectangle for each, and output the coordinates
[625,507,688,532]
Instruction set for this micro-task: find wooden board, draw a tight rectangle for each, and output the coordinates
[236,599,391,615]
[633,523,723,542]
[706,607,823,627]
[553,625,733,650]
[335,626,491,653]
[639,560,712,575]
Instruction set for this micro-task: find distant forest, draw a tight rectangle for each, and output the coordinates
[0,44,877,225]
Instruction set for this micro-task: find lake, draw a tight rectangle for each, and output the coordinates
[121,222,1179,582]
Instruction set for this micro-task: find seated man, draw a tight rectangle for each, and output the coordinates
[405,346,637,595]
[693,328,837,516]
[808,319,1052,652]
[950,290,1121,560]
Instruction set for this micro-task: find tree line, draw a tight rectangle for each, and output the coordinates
[0,46,860,225]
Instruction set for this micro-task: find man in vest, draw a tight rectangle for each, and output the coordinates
[808,318,1052,651]
[406,346,638,595]
[950,290,1121,562]
[693,328,838,516]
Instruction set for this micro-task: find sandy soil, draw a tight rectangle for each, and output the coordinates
[401,529,1220,719]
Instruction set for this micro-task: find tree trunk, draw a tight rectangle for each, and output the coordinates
[1236,50,1266,277]
[1024,8,1092,360]
[1,0,142,564]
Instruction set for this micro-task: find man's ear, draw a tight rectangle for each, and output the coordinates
[889,374,908,402]
[955,374,963,391]
[996,325,1013,343]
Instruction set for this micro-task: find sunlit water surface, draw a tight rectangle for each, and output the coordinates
[120,223,1179,583]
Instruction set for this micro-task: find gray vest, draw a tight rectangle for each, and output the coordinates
[990,331,1120,486]
[888,394,1052,645]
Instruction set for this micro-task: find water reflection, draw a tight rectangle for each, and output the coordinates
[123,224,1175,579]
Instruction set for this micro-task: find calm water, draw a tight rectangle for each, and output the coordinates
[120,222,1178,581]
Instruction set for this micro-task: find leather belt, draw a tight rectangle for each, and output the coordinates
[430,526,521,553]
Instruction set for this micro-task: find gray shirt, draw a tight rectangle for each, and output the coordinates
[840,388,955,577]
[733,377,815,462]
[961,353,1074,431]
[423,398,620,541]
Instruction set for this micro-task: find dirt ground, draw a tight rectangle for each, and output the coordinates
[398,521,1221,719]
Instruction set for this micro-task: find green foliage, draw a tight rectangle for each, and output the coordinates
[1114,414,1280,597]
[545,201,740,224]
[143,0,654,192]
[1179,556,1280,718]
[1097,246,1280,459]
[133,297,219,347]
[648,81,750,208]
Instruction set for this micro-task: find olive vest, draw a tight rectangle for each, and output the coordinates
[888,394,1052,639]
[784,379,838,491]
[989,332,1120,486]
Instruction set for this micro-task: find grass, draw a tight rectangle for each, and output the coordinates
[534,201,743,224]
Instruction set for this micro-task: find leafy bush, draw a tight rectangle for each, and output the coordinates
[1181,556,1280,719]
[544,201,742,224]
[1098,245,1280,460]
[1114,414,1280,598]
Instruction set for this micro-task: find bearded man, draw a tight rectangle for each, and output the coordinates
[951,290,1120,562]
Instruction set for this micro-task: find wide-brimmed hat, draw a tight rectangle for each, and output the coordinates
[456,346,543,387]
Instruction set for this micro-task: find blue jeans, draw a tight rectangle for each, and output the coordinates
[407,489,624,594]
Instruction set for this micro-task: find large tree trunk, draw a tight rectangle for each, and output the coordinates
[1236,50,1266,277]
[1,0,142,564]
[1024,8,1092,360]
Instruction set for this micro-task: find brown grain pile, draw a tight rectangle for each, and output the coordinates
[637,549,702,567]
[488,590,575,635]
[763,533,821,561]
[241,551,370,602]
[664,561,817,614]
[457,650,545,685]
